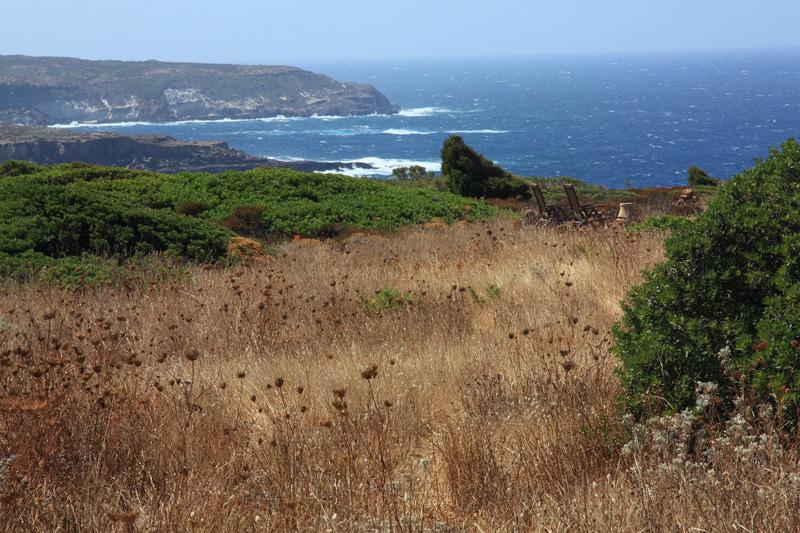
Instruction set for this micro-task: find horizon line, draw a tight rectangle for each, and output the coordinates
[3,45,799,68]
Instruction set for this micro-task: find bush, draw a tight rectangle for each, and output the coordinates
[688,166,720,187]
[356,286,413,313]
[0,160,44,178]
[315,222,349,239]
[613,139,800,423]
[391,165,437,181]
[628,215,694,234]
[441,136,531,200]
[175,201,210,217]
[222,205,268,237]
[0,173,230,265]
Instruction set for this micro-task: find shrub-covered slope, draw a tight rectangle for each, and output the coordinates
[0,162,498,280]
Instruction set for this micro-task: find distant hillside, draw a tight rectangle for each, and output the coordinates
[0,55,399,125]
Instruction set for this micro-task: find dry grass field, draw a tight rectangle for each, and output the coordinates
[1,221,799,531]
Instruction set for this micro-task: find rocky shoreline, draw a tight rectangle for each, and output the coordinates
[0,124,375,174]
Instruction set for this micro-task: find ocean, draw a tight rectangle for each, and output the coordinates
[59,50,800,189]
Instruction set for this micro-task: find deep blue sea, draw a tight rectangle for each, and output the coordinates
[60,50,800,188]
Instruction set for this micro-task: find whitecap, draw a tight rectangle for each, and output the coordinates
[382,129,436,136]
[446,129,508,134]
[263,156,440,177]
[396,107,453,117]
[50,113,381,129]
[331,157,441,177]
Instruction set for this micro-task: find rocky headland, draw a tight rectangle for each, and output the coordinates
[0,124,374,174]
[0,55,399,126]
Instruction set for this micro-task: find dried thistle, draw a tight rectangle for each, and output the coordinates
[361,364,378,380]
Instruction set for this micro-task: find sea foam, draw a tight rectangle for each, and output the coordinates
[50,113,379,129]
[396,107,453,117]
[268,155,441,177]
[382,129,436,135]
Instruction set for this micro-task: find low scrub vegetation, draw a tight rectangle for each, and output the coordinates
[0,163,500,282]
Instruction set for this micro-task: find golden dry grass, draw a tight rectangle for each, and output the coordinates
[1,221,799,531]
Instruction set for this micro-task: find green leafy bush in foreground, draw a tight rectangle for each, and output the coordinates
[613,139,800,425]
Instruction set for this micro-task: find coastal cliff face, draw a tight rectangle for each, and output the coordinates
[0,125,373,174]
[0,55,399,126]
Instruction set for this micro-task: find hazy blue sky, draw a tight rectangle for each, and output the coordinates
[2,0,799,64]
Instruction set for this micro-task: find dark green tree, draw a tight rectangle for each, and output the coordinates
[441,135,531,200]
[688,166,720,187]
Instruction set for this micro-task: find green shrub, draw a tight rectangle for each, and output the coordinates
[222,205,268,237]
[628,215,694,233]
[441,135,531,200]
[315,222,349,239]
[0,160,44,178]
[613,139,800,423]
[175,201,209,217]
[0,172,230,264]
[391,165,437,181]
[688,166,720,187]
[357,287,413,313]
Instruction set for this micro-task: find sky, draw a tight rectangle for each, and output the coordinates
[2,0,799,65]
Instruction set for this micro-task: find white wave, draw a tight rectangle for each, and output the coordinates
[334,157,441,177]
[382,129,436,136]
[446,129,509,134]
[50,113,380,129]
[265,155,440,177]
[396,107,453,117]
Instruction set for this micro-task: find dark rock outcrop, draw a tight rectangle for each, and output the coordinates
[0,55,399,126]
[0,124,374,174]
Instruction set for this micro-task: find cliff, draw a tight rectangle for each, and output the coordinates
[0,55,399,126]
[0,124,373,174]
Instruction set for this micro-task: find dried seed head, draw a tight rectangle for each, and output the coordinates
[361,364,378,380]
[274,377,284,389]
[333,388,346,399]
[236,370,247,379]
[185,349,200,362]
